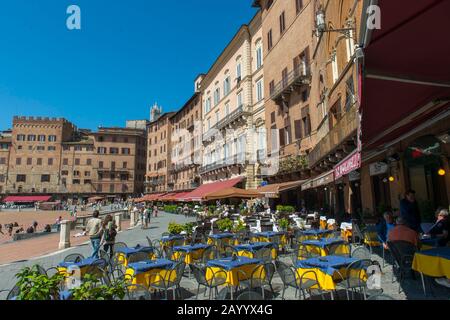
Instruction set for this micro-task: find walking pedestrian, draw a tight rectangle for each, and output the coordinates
[86,210,103,259]
[153,205,158,218]
[101,215,117,258]
[145,206,152,228]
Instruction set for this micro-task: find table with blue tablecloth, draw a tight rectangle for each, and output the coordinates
[251,231,288,249]
[206,257,264,288]
[160,235,186,249]
[207,233,237,246]
[298,229,334,241]
[301,238,350,257]
[413,247,450,279]
[420,238,441,251]
[234,242,277,259]
[412,247,450,295]
[125,259,176,288]
[57,258,106,277]
[172,244,211,264]
[295,256,366,290]
[115,246,155,266]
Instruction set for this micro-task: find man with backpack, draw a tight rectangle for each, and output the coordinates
[101,214,117,258]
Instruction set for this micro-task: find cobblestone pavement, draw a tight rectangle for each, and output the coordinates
[0,214,448,300]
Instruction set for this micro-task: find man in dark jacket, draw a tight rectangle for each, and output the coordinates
[399,190,422,233]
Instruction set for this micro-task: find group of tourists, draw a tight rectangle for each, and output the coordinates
[377,190,449,249]
[85,211,118,259]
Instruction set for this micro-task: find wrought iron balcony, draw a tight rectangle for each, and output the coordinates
[145,179,165,187]
[270,63,311,103]
[199,155,243,175]
[216,105,252,130]
[308,104,359,167]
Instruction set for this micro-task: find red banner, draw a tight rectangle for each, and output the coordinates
[334,150,361,180]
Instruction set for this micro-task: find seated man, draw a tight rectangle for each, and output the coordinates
[377,212,396,248]
[427,209,449,247]
[388,217,419,248]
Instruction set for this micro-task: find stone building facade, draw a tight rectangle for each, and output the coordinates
[0,116,147,199]
[169,92,203,192]
[199,12,265,189]
[145,112,175,194]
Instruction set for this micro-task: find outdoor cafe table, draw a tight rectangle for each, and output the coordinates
[420,238,441,251]
[207,233,237,246]
[299,229,333,241]
[234,242,277,260]
[251,231,288,249]
[57,258,106,278]
[160,235,186,249]
[172,244,211,264]
[301,238,350,257]
[295,256,366,292]
[115,246,155,267]
[412,247,450,295]
[125,259,176,288]
[206,257,264,299]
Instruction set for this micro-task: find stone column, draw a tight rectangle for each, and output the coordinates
[59,220,71,250]
[130,210,135,228]
[115,213,122,232]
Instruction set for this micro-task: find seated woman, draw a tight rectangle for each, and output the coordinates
[427,209,449,247]
[377,212,395,248]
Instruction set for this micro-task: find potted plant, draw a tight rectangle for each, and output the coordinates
[168,222,184,235]
[216,218,234,232]
[232,220,246,233]
[278,218,290,232]
[70,274,127,300]
[183,222,195,236]
[15,265,65,300]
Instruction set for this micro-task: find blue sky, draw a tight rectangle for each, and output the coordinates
[0,0,257,130]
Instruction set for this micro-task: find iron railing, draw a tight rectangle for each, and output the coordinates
[270,63,311,101]
[308,104,359,167]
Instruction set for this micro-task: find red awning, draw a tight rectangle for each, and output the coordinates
[159,193,178,202]
[182,177,244,202]
[175,192,191,202]
[3,196,52,203]
[361,0,450,149]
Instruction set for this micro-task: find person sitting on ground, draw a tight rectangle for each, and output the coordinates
[14,222,19,228]
[44,224,52,233]
[427,209,449,247]
[377,212,396,249]
[0,224,3,235]
[388,216,419,248]
[16,226,24,234]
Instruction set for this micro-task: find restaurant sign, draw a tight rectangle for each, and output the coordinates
[334,151,361,180]
[369,162,389,176]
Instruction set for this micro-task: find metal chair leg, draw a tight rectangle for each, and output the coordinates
[420,272,427,296]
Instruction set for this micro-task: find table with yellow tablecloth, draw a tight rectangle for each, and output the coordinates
[234,242,278,260]
[412,247,450,279]
[295,256,367,291]
[301,238,350,258]
[160,235,186,250]
[171,244,211,264]
[206,257,265,287]
[115,246,155,267]
[251,231,288,250]
[125,259,177,288]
